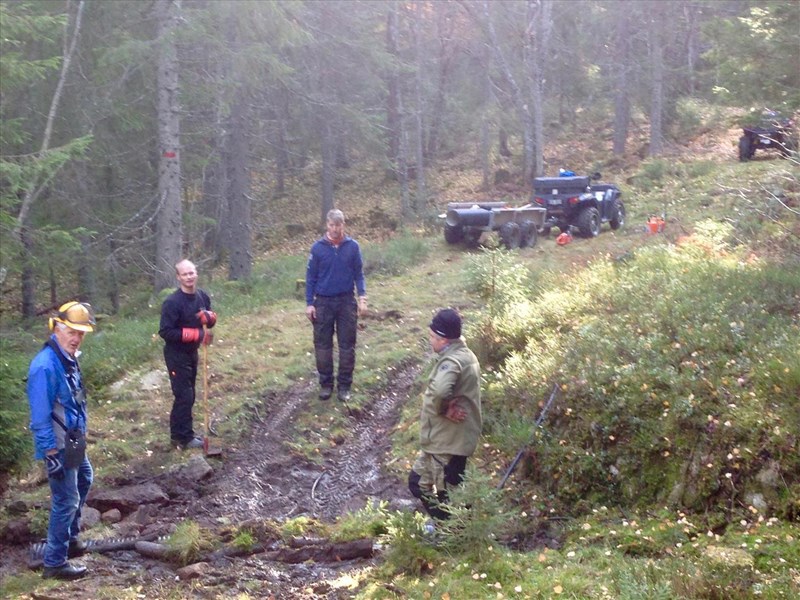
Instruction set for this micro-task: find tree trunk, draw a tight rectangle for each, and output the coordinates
[413,1,426,213]
[612,5,631,156]
[225,92,252,281]
[385,4,401,177]
[528,0,552,178]
[153,0,184,292]
[648,1,665,157]
[320,119,336,226]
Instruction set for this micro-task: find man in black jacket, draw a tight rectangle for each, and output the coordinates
[159,259,216,450]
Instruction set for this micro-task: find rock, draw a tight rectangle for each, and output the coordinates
[81,506,101,529]
[703,545,754,569]
[127,503,163,527]
[88,482,169,515]
[176,562,210,580]
[168,454,214,481]
[102,508,123,524]
[1,519,33,544]
[755,460,780,489]
[744,492,768,513]
[6,499,29,515]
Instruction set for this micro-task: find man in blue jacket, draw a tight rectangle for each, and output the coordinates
[28,301,96,580]
[305,209,368,401]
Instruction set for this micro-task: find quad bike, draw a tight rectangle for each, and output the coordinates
[738,110,798,161]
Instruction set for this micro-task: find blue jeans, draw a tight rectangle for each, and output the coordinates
[312,294,358,388]
[44,451,93,567]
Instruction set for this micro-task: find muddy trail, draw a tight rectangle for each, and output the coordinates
[1,363,422,599]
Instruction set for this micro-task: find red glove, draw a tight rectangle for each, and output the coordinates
[181,328,201,343]
[197,310,217,327]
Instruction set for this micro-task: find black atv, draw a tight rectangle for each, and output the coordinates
[531,172,625,238]
[738,111,797,161]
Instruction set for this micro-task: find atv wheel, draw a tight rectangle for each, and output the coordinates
[444,223,464,244]
[577,207,600,238]
[738,135,752,161]
[519,220,538,248]
[609,201,626,230]
[499,222,521,249]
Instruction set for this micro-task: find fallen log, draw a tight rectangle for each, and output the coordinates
[263,538,375,564]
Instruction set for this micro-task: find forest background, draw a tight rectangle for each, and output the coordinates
[0,1,799,598]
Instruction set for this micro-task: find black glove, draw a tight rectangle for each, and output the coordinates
[45,454,65,480]
[196,310,217,328]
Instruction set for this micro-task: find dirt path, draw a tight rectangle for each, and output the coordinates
[1,363,422,598]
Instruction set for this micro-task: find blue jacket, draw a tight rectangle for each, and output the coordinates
[27,336,88,460]
[305,236,366,305]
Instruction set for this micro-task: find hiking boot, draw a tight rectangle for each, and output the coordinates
[172,437,203,450]
[319,386,333,400]
[68,538,87,558]
[337,387,351,402]
[42,562,87,580]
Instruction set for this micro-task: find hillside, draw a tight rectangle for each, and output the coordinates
[1,114,798,599]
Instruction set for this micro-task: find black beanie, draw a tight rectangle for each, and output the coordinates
[430,308,462,339]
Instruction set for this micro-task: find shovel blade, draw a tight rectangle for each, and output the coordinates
[203,436,222,456]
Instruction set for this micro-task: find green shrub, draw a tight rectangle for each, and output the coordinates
[166,520,214,566]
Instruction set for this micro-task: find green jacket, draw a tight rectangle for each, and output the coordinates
[419,338,482,456]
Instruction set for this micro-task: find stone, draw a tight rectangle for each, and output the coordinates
[88,483,169,515]
[102,508,123,524]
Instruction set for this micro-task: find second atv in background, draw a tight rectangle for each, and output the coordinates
[531,171,625,238]
[738,109,797,161]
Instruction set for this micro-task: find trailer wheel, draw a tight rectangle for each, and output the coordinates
[464,229,482,248]
[444,223,464,244]
[519,220,538,248]
[577,207,600,238]
[499,222,521,249]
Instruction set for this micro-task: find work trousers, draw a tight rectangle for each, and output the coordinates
[164,345,199,444]
[44,453,93,567]
[312,294,358,389]
[408,451,468,520]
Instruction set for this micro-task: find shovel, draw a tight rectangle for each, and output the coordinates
[202,325,222,457]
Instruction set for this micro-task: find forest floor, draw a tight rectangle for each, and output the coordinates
[1,364,423,598]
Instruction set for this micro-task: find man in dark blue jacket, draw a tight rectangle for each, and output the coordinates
[305,209,367,401]
[159,259,217,449]
[28,301,96,580]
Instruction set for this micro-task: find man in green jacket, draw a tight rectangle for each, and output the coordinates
[408,308,482,521]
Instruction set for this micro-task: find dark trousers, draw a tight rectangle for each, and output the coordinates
[408,455,468,520]
[312,294,358,389]
[164,345,198,443]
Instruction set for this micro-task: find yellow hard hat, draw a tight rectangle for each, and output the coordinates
[49,301,96,332]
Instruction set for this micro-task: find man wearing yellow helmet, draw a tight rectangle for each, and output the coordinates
[28,301,96,580]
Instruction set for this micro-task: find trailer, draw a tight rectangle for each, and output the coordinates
[443,202,546,249]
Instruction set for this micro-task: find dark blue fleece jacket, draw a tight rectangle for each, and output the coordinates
[305,236,366,305]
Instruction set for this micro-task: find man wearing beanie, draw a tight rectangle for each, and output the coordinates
[408,308,482,526]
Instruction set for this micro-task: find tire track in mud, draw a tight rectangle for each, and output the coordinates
[192,362,421,524]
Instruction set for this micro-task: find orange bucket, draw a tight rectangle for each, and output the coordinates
[647,216,665,233]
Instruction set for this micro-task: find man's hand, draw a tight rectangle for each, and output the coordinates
[443,397,467,423]
[357,296,368,317]
[45,454,64,480]
[196,309,217,328]
[305,305,316,322]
